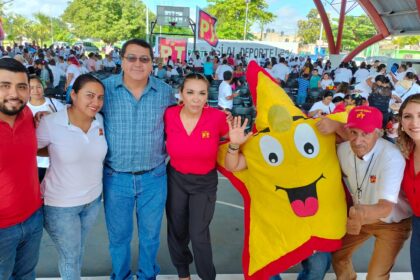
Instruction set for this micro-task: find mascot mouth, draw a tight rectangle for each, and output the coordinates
[275,174,325,217]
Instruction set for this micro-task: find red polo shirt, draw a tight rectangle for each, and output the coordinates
[0,106,42,228]
[165,105,228,175]
[401,153,420,216]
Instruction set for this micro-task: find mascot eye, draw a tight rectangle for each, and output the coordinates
[294,124,320,158]
[259,135,284,166]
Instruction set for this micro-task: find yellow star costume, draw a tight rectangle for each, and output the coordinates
[217,61,348,279]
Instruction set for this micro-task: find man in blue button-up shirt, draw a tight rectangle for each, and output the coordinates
[102,39,176,280]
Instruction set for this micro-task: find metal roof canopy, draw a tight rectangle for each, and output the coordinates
[313,0,420,62]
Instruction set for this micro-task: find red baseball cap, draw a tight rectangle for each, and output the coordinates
[345,106,383,133]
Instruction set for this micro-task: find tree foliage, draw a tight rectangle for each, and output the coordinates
[297,9,322,45]
[297,9,377,50]
[333,15,376,50]
[62,0,153,44]
[392,36,420,48]
[2,13,72,45]
[206,0,275,40]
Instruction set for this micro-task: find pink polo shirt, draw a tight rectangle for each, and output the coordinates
[165,105,228,175]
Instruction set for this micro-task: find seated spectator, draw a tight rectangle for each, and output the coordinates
[308,90,335,117]
[353,62,370,84]
[319,73,334,90]
[309,69,321,89]
[334,82,350,99]
[103,54,117,73]
[166,65,179,79]
[393,72,420,102]
[368,75,393,128]
[154,63,166,79]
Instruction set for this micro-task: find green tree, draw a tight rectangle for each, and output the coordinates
[333,15,376,50]
[62,0,153,44]
[3,13,72,46]
[2,14,31,43]
[206,0,275,40]
[297,8,322,44]
[297,9,377,50]
[392,36,420,48]
[257,12,273,41]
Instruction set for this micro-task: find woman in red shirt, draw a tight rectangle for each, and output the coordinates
[164,73,229,280]
[398,93,420,279]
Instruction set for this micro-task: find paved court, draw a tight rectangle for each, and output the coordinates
[36,174,413,279]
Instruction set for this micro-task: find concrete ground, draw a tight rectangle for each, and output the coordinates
[36,174,413,279]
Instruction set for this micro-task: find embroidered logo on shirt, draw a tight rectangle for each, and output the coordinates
[99,128,104,136]
[356,112,366,119]
[369,175,376,183]
[201,131,210,139]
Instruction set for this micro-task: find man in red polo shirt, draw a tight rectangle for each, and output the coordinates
[0,58,43,280]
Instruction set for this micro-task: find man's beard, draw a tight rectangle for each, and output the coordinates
[0,98,26,116]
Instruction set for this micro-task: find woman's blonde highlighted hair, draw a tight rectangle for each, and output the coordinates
[397,93,420,158]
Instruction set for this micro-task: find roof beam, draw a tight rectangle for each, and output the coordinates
[335,0,347,52]
[417,0,420,18]
[343,33,385,62]
[380,10,418,16]
[313,0,337,54]
[358,0,390,36]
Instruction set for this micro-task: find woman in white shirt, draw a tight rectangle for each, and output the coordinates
[27,76,65,182]
[65,56,82,104]
[309,90,335,117]
[319,73,334,90]
[37,74,107,280]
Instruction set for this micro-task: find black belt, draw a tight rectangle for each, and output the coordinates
[105,165,153,175]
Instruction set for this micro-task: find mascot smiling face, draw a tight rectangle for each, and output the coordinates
[217,61,347,279]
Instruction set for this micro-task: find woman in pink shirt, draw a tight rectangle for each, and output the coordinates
[164,73,229,280]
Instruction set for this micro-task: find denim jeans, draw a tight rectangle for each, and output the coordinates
[411,216,420,280]
[44,196,101,280]
[296,91,307,106]
[103,162,167,280]
[0,207,43,280]
[270,252,331,280]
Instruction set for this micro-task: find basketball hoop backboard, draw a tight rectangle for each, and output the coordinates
[157,6,190,28]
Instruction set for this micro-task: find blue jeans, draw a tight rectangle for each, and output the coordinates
[44,196,101,280]
[103,162,167,280]
[296,91,307,106]
[270,252,331,280]
[0,208,43,280]
[411,216,420,280]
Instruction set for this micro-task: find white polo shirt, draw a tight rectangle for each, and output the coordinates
[218,81,233,110]
[309,101,335,117]
[337,138,411,223]
[271,63,289,81]
[215,64,233,80]
[37,109,108,207]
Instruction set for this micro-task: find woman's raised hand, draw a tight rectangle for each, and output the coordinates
[228,116,252,145]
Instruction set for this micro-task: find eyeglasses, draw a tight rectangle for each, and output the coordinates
[124,55,151,63]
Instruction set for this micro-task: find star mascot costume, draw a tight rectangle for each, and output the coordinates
[217,61,348,279]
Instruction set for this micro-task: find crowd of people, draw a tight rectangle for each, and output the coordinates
[1,37,420,280]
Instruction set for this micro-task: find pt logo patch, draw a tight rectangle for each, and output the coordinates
[370,175,377,183]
